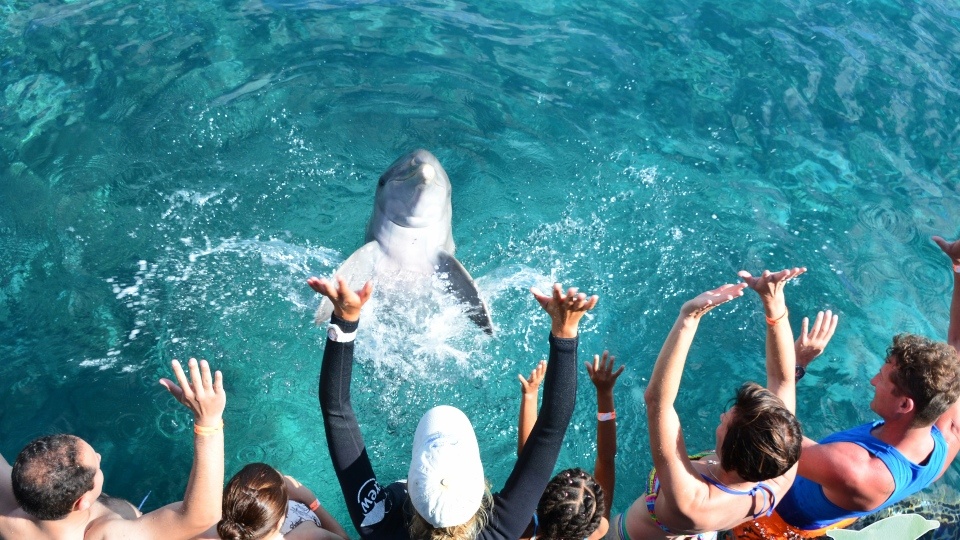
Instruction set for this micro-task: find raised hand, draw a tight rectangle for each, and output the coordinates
[586,351,624,394]
[738,267,806,301]
[796,310,839,368]
[933,235,960,265]
[680,282,748,319]
[518,360,547,396]
[530,282,599,338]
[159,358,226,427]
[307,276,373,322]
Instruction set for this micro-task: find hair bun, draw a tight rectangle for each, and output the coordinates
[216,518,247,540]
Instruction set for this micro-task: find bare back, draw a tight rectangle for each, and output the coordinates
[0,498,124,540]
[623,454,797,539]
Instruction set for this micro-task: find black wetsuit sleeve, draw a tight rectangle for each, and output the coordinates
[318,314,407,540]
[480,334,579,540]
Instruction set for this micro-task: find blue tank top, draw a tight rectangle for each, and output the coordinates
[776,421,947,530]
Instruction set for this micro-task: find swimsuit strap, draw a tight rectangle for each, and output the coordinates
[699,474,777,519]
[531,511,539,540]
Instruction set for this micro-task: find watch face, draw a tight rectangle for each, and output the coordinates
[328,326,339,340]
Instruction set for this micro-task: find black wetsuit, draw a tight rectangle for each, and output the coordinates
[319,314,579,540]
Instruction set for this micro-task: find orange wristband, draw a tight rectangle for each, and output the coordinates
[194,420,224,436]
[765,309,788,326]
[309,499,320,511]
[597,411,617,421]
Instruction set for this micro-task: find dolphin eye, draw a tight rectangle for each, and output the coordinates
[378,174,388,187]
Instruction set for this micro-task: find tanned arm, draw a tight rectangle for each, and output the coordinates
[932,235,960,477]
[739,267,805,413]
[643,283,746,518]
[99,358,226,540]
[517,361,546,456]
[588,352,623,523]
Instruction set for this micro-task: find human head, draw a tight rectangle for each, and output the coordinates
[217,463,288,540]
[535,468,604,540]
[718,382,802,482]
[407,405,486,533]
[882,333,960,427]
[11,434,101,520]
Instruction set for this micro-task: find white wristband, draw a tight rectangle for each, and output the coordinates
[953,263,960,274]
[327,324,357,343]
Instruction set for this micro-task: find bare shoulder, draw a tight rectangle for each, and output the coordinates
[935,401,960,446]
[935,401,960,475]
[802,441,893,510]
[84,498,149,540]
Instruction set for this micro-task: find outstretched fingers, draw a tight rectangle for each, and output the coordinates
[518,359,548,392]
[796,310,839,366]
[684,282,748,318]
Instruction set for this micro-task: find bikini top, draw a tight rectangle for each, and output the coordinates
[699,473,776,519]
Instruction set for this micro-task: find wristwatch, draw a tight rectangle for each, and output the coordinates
[327,323,357,343]
[795,365,806,380]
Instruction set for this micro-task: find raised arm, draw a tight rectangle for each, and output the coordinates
[932,235,960,477]
[491,283,597,539]
[102,358,227,540]
[586,351,623,521]
[739,267,804,412]
[933,235,960,350]
[517,360,546,456]
[309,276,388,538]
[643,283,746,512]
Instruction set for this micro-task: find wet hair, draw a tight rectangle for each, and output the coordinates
[720,382,803,482]
[536,468,604,540]
[12,434,97,521]
[407,486,493,540]
[887,333,960,427]
[217,463,287,540]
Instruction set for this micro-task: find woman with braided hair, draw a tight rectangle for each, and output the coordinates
[517,352,624,540]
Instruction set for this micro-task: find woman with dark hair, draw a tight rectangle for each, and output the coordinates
[197,463,348,540]
[610,268,805,540]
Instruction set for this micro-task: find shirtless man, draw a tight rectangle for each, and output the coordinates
[732,235,960,539]
[0,358,226,540]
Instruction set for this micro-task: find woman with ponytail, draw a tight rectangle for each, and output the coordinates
[197,463,348,540]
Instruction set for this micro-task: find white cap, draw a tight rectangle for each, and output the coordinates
[407,406,485,528]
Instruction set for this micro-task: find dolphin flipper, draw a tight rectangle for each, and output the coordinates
[436,252,494,335]
[315,241,384,325]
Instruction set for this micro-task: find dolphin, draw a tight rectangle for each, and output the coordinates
[316,149,494,334]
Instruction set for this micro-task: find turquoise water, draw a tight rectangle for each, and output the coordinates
[1,0,959,522]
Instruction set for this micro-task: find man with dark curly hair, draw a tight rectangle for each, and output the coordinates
[731,235,960,539]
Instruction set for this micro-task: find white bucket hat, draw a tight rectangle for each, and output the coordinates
[407,405,485,528]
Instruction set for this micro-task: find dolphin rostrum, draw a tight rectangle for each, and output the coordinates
[316,149,494,334]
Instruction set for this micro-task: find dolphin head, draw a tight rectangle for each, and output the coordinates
[374,149,452,228]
